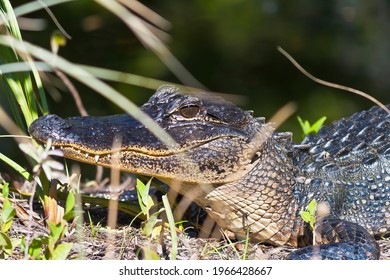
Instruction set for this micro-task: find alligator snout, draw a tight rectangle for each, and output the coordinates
[29,114,72,144]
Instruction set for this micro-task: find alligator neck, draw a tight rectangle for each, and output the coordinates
[204,135,302,246]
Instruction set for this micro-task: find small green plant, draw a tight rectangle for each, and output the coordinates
[0,183,18,259]
[242,224,251,260]
[136,178,164,239]
[87,211,102,238]
[1,184,16,233]
[300,198,317,231]
[297,116,327,137]
[135,178,164,259]
[21,190,76,260]
[22,221,71,260]
[135,179,181,259]
[22,221,72,260]
[162,194,177,260]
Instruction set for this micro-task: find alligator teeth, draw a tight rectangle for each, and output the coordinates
[85,153,89,158]
[94,155,100,162]
[77,150,81,155]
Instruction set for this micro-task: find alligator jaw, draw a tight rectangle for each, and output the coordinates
[28,113,234,159]
[30,117,247,182]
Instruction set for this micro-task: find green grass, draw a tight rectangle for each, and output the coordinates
[0,183,17,259]
[0,0,47,129]
[297,116,327,139]
[0,0,186,260]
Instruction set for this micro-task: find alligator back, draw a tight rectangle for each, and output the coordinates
[295,104,390,236]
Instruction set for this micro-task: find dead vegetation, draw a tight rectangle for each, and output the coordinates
[3,187,390,260]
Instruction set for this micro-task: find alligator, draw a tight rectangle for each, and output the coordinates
[28,85,390,259]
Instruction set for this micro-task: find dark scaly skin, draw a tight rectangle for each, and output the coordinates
[28,85,390,259]
[288,216,379,259]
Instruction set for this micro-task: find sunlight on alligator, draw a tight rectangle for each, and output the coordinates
[0,0,390,263]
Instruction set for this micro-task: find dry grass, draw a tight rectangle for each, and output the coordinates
[4,193,390,260]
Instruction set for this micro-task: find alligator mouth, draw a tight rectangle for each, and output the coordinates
[37,135,232,162]
[29,114,237,156]
[28,114,248,182]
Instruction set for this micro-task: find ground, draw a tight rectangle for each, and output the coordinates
[2,171,390,260]
[5,202,390,260]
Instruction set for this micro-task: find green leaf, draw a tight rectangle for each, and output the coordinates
[1,207,16,233]
[301,211,316,229]
[47,221,64,243]
[28,237,44,259]
[0,232,12,250]
[0,153,31,181]
[141,179,151,205]
[52,243,73,260]
[3,198,11,210]
[297,116,327,137]
[63,210,81,222]
[311,117,327,134]
[300,212,312,223]
[136,179,153,215]
[307,198,317,216]
[2,183,9,197]
[1,207,16,224]
[301,199,317,230]
[297,116,310,136]
[141,208,164,236]
[20,236,25,253]
[65,191,75,214]
[140,247,160,260]
[151,225,163,240]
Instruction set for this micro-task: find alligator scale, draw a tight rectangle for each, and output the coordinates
[29,85,390,259]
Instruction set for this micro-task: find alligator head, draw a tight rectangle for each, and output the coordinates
[29,85,274,202]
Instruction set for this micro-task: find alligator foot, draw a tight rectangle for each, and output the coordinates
[287,216,380,260]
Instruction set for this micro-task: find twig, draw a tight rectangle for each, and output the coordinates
[277,46,390,115]
[268,101,298,128]
[54,69,89,116]
[37,0,72,39]
[23,178,37,259]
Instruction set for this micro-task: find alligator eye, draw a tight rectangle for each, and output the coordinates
[179,105,200,118]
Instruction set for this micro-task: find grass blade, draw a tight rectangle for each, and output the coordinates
[0,0,47,127]
[0,152,32,181]
[162,195,177,260]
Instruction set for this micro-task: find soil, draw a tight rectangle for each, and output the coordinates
[5,200,390,260]
[2,171,390,260]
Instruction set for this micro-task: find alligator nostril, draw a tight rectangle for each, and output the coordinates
[29,114,71,143]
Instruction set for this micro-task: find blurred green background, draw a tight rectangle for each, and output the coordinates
[1,0,390,177]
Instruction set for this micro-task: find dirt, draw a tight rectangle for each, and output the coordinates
[5,203,390,260]
[2,172,390,260]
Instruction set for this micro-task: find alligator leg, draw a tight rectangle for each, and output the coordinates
[287,215,380,260]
